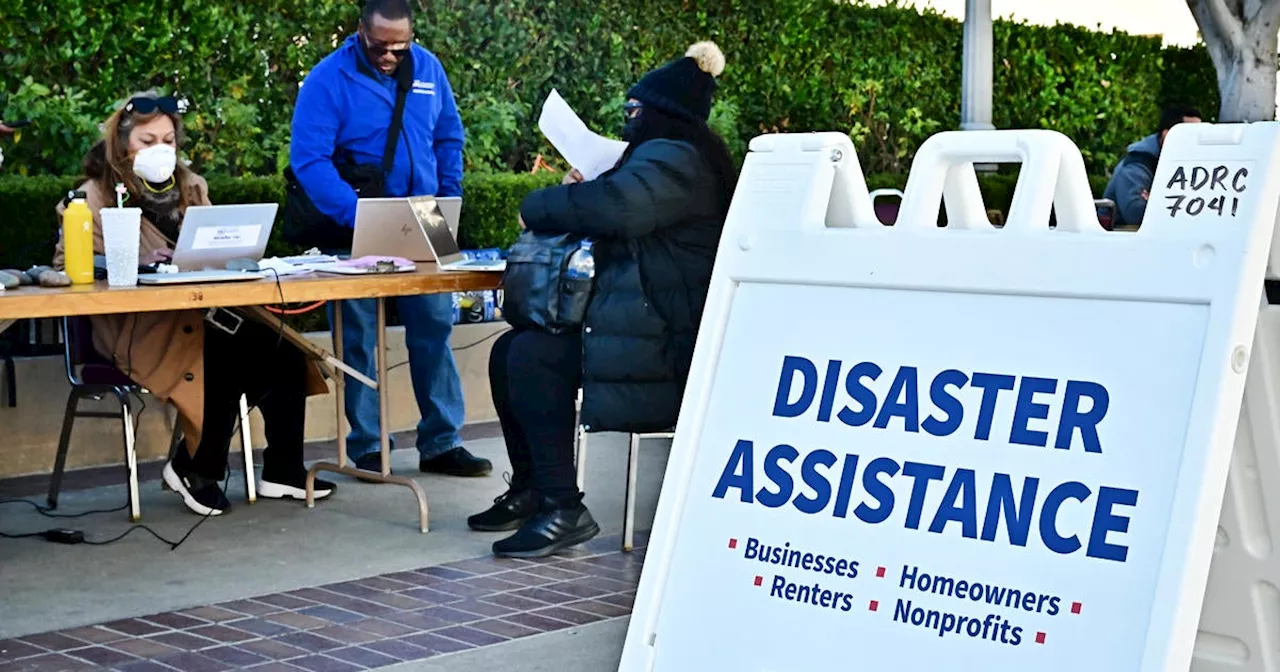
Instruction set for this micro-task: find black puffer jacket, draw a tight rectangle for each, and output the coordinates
[520,138,726,433]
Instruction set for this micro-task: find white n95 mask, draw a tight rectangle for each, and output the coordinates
[133,144,177,183]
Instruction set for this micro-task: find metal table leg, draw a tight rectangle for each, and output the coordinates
[306,297,431,533]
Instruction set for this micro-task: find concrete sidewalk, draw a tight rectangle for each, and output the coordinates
[0,432,668,672]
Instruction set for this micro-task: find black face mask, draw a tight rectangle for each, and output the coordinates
[621,116,643,143]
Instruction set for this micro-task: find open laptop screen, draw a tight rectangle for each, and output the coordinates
[408,196,465,265]
[171,203,277,270]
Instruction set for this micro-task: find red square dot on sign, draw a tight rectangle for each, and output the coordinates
[1071,602,1082,614]
[1035,632,1046,645]
[753,576,763,586]
[869,600,879,612]
[729,538,738,549]
[876,566,886,578]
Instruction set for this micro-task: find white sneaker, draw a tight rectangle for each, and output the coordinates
[258,473,335,501]
[162,462,228,516]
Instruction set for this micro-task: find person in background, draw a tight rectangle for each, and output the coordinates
[289,0,490,478]
[1103,104,1202,227]
[53,91,336,516]
[469,42,738,558]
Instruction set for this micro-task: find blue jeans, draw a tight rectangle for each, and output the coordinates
[329,293,464,462]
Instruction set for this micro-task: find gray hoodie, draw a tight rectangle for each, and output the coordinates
[1102,134,1161,226]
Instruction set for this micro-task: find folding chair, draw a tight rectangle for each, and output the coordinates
[48,316,254,521]
[574,389,674,552]
[1095,198,1118,231]
[869,188,904,225]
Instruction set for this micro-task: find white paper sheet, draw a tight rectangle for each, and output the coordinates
[538,89,628,181]
[257,257,313,277]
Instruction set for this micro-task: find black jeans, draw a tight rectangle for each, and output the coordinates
[489,328,582,501]
[184,317,308,482]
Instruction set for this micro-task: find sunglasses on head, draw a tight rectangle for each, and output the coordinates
[124,96,186,115]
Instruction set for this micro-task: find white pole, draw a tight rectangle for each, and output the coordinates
[961,0,995,131]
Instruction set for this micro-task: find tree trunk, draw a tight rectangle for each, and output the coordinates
[1217,35,1279,122]
[1187,0,1280,122]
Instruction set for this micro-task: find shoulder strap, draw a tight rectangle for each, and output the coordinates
[381,53,414,175]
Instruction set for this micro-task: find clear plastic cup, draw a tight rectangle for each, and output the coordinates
[100,207,142,288]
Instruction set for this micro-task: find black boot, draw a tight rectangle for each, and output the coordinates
[492,494,600,559]
[467,483,539,532]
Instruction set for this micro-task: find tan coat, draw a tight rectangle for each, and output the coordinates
[53,176,327,453]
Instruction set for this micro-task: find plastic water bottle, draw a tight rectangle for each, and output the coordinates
[566,240,595,280]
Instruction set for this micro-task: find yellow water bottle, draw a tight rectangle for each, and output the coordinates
[63,190,94,285]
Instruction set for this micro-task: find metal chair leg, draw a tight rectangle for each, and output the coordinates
[47,392,83,510]
[575,425,589,493]
[162,407,183,493]
[117,391,140,523]
[574,388,588,492]
[624,432,640,552]
[240,394,255,504]
[2,354,14,408]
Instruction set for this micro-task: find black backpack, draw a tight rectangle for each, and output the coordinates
[501,231,594,335]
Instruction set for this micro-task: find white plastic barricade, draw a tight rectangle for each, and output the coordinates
[619,124,1280,672]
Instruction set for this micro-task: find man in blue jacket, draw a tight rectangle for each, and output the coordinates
[1103,104,1202,227]
[289,0,491,477]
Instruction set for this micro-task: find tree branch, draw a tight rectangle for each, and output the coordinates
[1190,0,1246,52]
[1189,0,1241,75]
[1248,0,1280,35]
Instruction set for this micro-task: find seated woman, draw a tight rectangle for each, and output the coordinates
[470,42,739,558]
[53,91,336,516]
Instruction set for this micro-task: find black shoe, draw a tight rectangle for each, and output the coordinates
[468,483,539,532]
[420,446,492,477]
[353,452,385,480]
[162,461,230,516]
[492,496,600,559]
[259,469,336,501]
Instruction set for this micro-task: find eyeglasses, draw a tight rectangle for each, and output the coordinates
[624,101,643,120]
[124,96,188,115]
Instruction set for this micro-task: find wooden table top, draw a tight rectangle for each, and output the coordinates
[0,265,502,320]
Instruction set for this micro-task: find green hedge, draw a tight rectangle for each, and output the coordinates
[0,0,1216,181]
[0,172,558,269]
[0,170,1117,270]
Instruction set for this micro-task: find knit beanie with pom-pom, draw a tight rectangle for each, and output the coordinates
[627,41,725,122]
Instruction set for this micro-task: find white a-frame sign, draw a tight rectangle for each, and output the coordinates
[619,124,1280,671]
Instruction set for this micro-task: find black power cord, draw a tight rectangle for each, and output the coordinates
[385,325,510,373]
[0,408,242,550]
[1,295,275,550]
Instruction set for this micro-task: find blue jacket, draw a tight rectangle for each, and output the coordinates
[290,35,465,228]
[1102,133,1160,226]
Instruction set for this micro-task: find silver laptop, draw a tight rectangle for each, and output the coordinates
[351,197,504,272]
[138,203,276,285]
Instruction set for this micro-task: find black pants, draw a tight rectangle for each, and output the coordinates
[489,328,582,501]
[184,317,308,481]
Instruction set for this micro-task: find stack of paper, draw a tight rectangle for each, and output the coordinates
[538,89,628,181]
